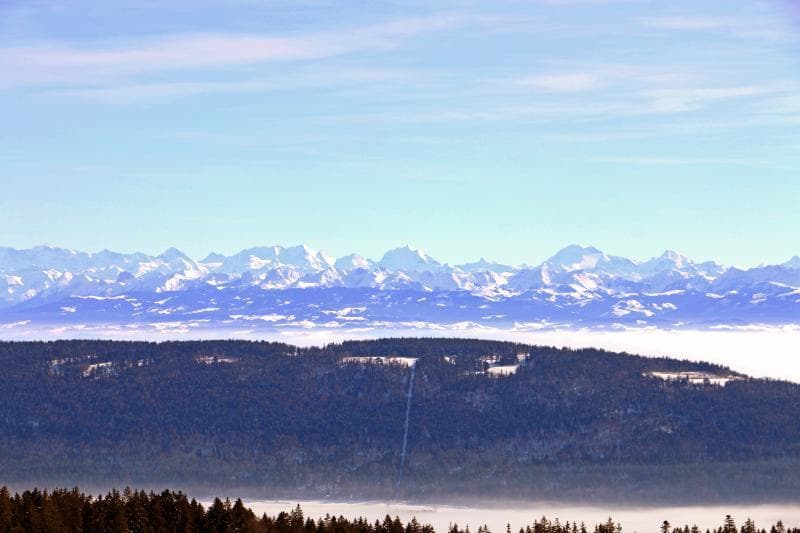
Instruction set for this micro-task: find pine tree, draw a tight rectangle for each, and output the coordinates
[407,517,423,533]
[724,516,737,533]
[106,489,129,533]
[231,497,257,532]
[0,487,13,532]
[206,497,230,533]
[291,504,305,532]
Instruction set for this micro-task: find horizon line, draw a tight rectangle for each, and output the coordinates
[2,242,797,271]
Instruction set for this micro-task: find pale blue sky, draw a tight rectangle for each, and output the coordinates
[1,0,799,266]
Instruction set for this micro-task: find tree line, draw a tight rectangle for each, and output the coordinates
[1,487,797,533]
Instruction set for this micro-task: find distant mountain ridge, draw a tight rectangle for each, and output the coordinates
[0,243,798,334]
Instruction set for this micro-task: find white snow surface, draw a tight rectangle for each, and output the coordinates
[341,356,418,367]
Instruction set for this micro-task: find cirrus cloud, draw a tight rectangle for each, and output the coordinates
[518,73,602,92]
[0,13,489,88]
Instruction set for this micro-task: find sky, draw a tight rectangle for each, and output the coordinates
[0,0,799,267]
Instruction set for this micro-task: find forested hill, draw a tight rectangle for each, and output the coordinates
[1,339,799,502]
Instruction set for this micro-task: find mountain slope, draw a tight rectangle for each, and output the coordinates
[0,244,798,331]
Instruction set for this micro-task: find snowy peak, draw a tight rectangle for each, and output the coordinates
[545,244,607,271]
[154,248,197,273]
[200,252,226,264]
[276,244,335,271]
[544,244,639,277]
[158,247,189,261]
[335,254,376,272]
[660,250,691,267]
[639,250,694,275]
[637,250,725,282]
[784,256,800,269]
[0,243,798,329]
[212,244,334,274]
[0,245,88,272]
[711,263,800,292]
[505,264,552,291]
[380,245,442,272]
[457,258,515,274]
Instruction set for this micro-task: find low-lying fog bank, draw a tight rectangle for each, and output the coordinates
[3,325,799,382]
[269,327,800,382]
[225,500,800,533]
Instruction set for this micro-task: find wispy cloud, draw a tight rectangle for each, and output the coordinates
[0,13,484,88]
[643,85,774,113]
[752,93,800,115]
[638,15,798,41]
[640,16,736,30]
[538,0,643,4]
[48,67,425,102]
[511,63,691,95]
[591,156,765,167]
[518,73,602,92]
[318,80,798,128]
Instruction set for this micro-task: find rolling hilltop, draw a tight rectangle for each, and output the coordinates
[1,338,798,502]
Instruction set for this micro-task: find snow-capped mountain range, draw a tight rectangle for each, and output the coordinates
[1,243,798,335]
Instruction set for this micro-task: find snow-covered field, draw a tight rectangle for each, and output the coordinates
[341,356,418,367]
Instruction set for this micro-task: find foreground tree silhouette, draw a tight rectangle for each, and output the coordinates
[0,487,798,533]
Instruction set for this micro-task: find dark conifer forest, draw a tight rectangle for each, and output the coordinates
[0,487,798,533]
[1,339,799,501]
